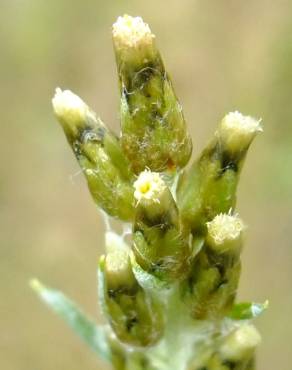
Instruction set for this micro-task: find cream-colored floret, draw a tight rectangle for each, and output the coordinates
[223,111,262,133]
[112,15,155,49]
[134,170,165,202]
[105,250,134,288]
[52,88,88,123]
[207,213,244,246]
[220,111,262,151]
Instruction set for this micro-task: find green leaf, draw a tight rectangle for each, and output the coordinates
[30,279,110,361]
[228,300,269,320]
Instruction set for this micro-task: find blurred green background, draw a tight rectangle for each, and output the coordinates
[1,1,292,369]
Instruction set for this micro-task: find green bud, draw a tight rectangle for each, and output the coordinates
[52,88,135,221]
[177,111,262,234]
[112,15,192,173]
[98,251,163,347]
[184,214,244,319]
[184,265,221,319]
[132,170,191,281]
[219,324,261,363]
[205,261,241,319]
[205,214,244,306]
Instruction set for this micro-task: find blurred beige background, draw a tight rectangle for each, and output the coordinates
[1,1,292,369]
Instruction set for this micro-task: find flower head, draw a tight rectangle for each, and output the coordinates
[219,111,262,153]
[112,15,155,50]
[134,170,166,203]
[207,213,245,253]
[52,88,89,125]
[220,324,261,361]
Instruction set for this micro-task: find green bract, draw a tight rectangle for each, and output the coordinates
[33,14,266,370]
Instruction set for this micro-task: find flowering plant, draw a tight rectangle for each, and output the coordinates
[31,15,267,370]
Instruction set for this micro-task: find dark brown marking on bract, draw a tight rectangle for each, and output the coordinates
[125,316,138,332]
[222,360,237,370]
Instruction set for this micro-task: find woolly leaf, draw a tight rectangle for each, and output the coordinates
[30,279,110,361]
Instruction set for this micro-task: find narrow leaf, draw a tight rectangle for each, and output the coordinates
[228,300,269,320]
[30,279,110,361]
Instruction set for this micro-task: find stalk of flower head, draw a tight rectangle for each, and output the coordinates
[177,112,262,235]
[183,214,245,320]
[52,88,135,221]
[112,15,192,173]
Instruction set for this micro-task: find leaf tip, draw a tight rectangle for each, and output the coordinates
[29,278,44,293]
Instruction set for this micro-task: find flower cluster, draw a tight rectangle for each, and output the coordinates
[34,15,266,370]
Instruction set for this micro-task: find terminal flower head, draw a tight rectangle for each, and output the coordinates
[112,15,155,50]
[219,111,262,153]
[52,88,89,125]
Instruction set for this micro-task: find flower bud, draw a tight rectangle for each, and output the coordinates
[183,213,244,320]
[219,324,261,362]
[112,15,192,173]
[132,170,191,281]
[177,112,262,235]
[52,88,135,221]
[98,251,163,347]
